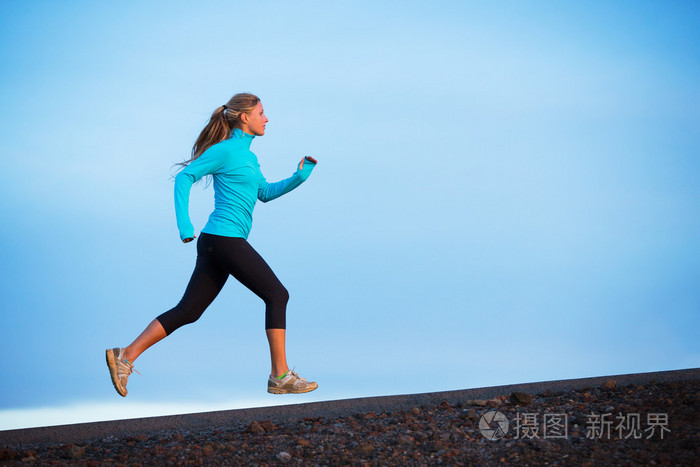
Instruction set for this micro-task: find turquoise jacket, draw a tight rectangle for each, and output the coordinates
[174,128,316,240]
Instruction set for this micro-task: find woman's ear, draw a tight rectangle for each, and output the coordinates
[239,112,249,125]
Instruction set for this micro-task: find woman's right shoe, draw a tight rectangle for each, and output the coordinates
[267,368,318,394]
[105,348,135,397]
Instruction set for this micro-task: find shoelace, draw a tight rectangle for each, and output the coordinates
[123,358,142,376]
[289,368,305,382]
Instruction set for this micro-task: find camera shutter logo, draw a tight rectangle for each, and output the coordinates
[479,411,509,440]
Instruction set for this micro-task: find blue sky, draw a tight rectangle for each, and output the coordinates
[1,1,698,430]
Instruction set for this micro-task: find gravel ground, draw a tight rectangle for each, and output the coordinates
[1,378,698,466]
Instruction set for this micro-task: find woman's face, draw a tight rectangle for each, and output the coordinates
[242,101,268,136]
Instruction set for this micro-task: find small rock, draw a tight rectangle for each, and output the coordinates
[487,397,502,408]
[438,400,452,410]
[510,392,533,406]
[69,445,86,459]
[355,442,375,454]
[250,420,266,434]
[472,399,488,406]
[260,420,277,431]
[413,431,427,441]
[426,441,443,452]
[277,451,292,462]
[295,437,311,447]
[411,407,421,416]
[602,379,616,389]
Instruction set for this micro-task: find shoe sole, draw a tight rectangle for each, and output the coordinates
[268,383,318,395]
[105,349,127,397]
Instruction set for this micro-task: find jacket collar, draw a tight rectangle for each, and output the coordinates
[230,128,255,147]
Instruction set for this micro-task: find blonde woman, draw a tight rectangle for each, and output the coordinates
[106,93,318,396]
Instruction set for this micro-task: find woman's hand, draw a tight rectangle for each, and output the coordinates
[183,235,196,243]
[299,156,318,170]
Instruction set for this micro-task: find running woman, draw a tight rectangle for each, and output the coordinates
[106,93,318,397]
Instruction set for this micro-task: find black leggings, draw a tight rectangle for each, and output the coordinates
[156,233,288,335]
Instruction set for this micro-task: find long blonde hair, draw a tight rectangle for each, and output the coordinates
[177,93,260,169]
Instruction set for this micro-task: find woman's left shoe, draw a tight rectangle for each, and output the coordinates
[105,348,137,397]
[267,369,318,394]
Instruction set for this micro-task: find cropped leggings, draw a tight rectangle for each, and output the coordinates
[156,233,288,335]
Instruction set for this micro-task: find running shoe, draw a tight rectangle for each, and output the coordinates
[105,348,137,397]
[267,368,318,394]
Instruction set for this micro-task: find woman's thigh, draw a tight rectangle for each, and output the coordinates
[205,234,287,301]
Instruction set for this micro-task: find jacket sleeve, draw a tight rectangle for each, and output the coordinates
[257,159,316,203]
[174,148,224,240]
